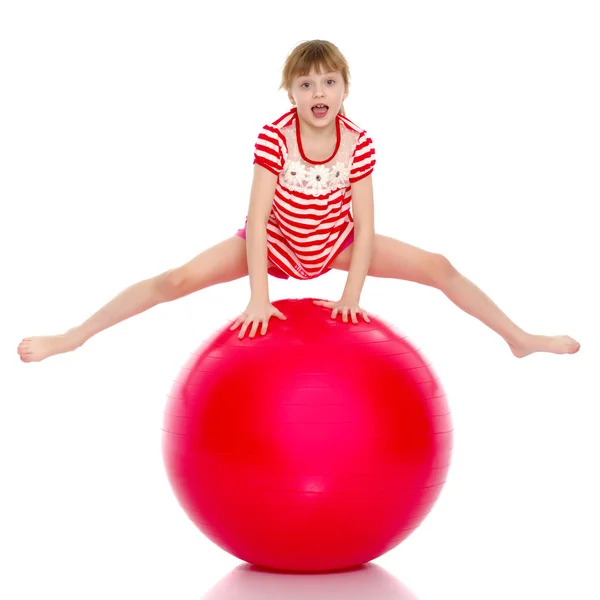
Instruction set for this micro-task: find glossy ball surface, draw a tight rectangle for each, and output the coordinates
[162,298,453,573]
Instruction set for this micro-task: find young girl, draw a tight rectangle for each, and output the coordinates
[17,40,580,362]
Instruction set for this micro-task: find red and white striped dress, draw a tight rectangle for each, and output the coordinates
[249,108,376,280]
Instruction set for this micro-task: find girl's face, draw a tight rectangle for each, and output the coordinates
[288,67,348,130]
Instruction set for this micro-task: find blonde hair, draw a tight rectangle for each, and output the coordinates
[279,40,350,116]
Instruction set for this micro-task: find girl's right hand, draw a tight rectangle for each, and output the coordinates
[230,299,287,339]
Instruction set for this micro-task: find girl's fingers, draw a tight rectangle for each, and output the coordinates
[236,316,274,338]
[239,320,250,339]
[249,320,260,338]
[327,307,369,323]
[314,300,332,308]
[234,304,371,337]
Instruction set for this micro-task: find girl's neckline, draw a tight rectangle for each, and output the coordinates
[294,108,341,165]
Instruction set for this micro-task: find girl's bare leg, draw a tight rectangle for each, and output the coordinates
[331,234,580,358]
[18,236,255,363]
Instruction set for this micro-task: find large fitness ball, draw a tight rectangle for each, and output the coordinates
[161,298,453,573]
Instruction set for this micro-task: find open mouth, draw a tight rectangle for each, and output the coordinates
[311,104,329,118]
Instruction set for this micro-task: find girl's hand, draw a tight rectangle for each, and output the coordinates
[230,299,287,339]
[313,298,371,324]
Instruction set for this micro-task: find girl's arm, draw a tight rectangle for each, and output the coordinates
[341,174,375,302]
[246,164,277,301]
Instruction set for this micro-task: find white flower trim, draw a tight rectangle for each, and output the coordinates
[280,160,351,196]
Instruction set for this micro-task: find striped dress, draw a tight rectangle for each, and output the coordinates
[250,108,376,280]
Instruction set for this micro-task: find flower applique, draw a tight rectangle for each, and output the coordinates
[331,162,350,185]
[280,159,351,196]
[306,165,330,194]
[282,160,307,188]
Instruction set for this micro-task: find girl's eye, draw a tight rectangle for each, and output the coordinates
[327,79,335,85]
[301,82,310,88]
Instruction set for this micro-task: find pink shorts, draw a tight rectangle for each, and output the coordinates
[235,225,354,280]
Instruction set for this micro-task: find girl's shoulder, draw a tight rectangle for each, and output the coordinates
[267,108,297,131]
[337,113,369,137]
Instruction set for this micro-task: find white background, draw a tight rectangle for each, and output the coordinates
[2,1,599,598]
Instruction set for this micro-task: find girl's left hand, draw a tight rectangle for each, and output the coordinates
[313,298,371,323]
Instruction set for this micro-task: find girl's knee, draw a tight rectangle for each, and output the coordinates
[156,269,189,299]
[428,253,457,286]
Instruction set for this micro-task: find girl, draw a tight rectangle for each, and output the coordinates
[17,40,580,362]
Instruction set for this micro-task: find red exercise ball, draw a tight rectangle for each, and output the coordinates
[162,297,453,573]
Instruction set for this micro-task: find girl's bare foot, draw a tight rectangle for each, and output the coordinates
[508,334,580,358]
[17,328,84,363]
